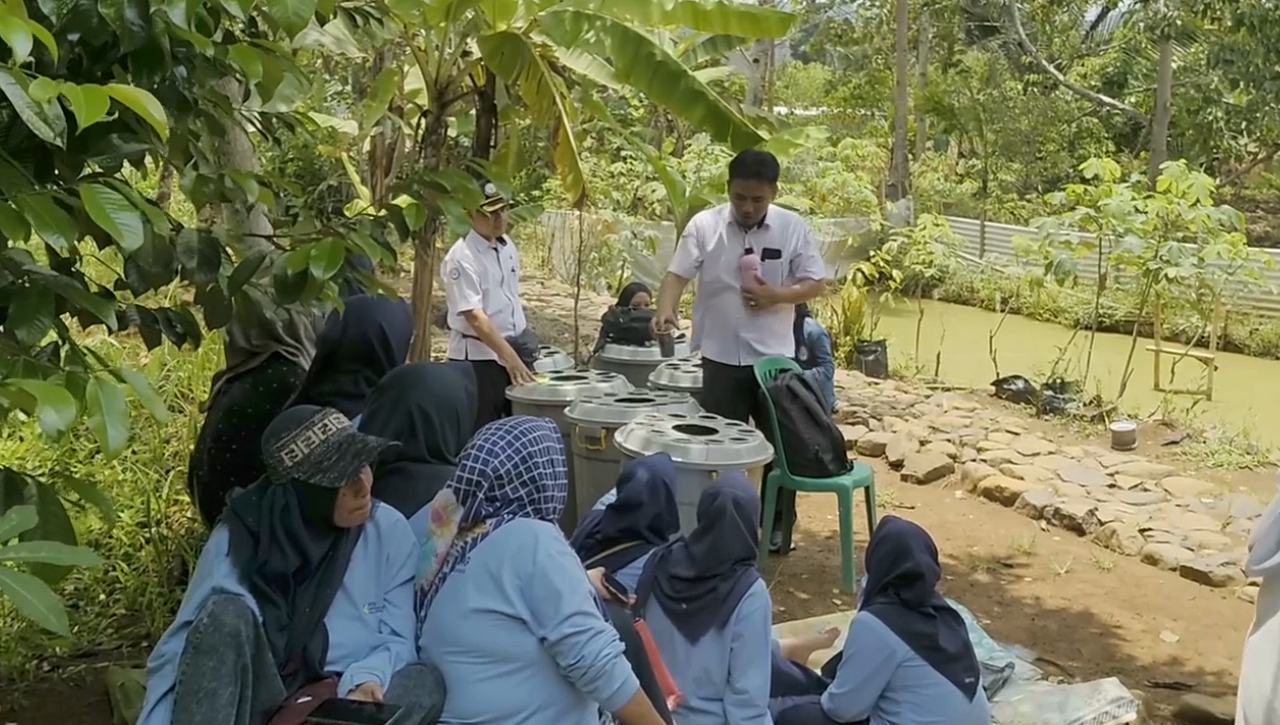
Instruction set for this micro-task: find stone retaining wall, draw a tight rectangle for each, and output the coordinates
[833,371,1266,602]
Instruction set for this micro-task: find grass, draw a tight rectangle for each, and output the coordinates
[0,332,218,682]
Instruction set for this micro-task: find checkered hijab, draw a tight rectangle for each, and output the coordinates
[416,416,568,615]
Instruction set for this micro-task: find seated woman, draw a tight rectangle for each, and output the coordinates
[187,297,321,527]
[569,453,680,590]
[770,516,990,725]
[636,473,774,725]
[617,281,652,309]
[291,294,414,425]
[359,362,478,539]
[138,405,442,725]
[417,416,668,725]
[794,302,835,414]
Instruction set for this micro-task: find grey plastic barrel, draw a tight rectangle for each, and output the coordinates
[564,390,704,520]
[591,333,692,388]
[614,412,774,535]
[506,370,632,532]
[533,345,575,373]
[647,356,703,395]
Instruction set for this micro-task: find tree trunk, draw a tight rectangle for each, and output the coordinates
[914,11,930,159]
[473,68,498,161]
[1148,37,1174,185]
[155,164,175,210]
[744,0,776,109]
[214,77,273,259]
[408,111,453,362]
[886,0,911,202]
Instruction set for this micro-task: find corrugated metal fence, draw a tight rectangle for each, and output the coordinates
[534,210,1280,317]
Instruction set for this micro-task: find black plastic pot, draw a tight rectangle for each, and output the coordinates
[854,339,889,379]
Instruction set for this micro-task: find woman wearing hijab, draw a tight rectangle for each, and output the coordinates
[138,405,443,725]
[771,516,989,725]
[291,294,414,425]
[569,453,680,590]
[417,417,669,725]
[358,362,478,541]
[1236,480,1280,724]
[794,302,836,414]
[186,295,322,527]
[617,281,652,309]
[635,473,774,725]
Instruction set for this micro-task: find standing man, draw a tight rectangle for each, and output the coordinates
[441,179,537,429]
[652,149,827,552]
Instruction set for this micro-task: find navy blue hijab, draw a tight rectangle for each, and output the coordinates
[861,516,981,700]
[570,453,679,572]
[637,473,761,644]
[291,294,414,420]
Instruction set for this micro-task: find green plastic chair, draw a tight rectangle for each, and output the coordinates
[753,355,876,594]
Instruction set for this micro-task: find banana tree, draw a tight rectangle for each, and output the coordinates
[375,0,797,358]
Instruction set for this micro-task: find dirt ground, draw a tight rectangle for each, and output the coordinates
[1,273,1257,724]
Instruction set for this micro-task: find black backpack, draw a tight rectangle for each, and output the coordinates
[598,306,656,348]
[761,369,850,478]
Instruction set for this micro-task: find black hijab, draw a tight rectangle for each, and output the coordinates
[224,480,360,694]
[860,516,982,700]
[359,362,478,518]
[569,453,680,572]
[291,294,413,419]
[616,281,652,308]
[636,473,761,644]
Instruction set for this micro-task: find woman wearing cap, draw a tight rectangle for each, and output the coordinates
[417,416,669,725]
[137,406,443,725]
[634,473,774,725]
[770,516,989,725]
[359,362,479,542]
[291,293,414,427]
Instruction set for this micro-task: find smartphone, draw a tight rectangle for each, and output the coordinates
[307,698,404,725]
[603,572,630,602]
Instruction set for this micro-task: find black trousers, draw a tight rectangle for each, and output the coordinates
[698,358,795,529]
[452,358,512,430]
[605,603,674,724]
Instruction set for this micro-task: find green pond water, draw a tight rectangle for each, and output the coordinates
[871,300,1280,449]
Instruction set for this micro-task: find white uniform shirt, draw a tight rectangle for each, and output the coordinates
[442,230,527,362]
[669,203,826,366]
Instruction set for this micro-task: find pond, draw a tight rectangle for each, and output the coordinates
[870,299,1280,449]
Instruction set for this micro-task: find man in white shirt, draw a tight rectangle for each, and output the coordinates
[652,149,827,551]
[441,179,536,428]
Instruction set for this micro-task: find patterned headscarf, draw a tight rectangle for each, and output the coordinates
[416,416,568,616]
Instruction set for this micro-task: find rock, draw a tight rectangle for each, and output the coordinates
[855,431,893,458]
[986,430,1015,445]
[1185,529,1234,553]
[1011,435,1057,457]
[1130,688,1153,725]
[1112,474,1145,490]
[1161,476,1217,499]
[976,440,1007,452]
[1162,510,1224,532]
[1048,480,1090,500]
[1179,554,1246,588]
[1225,493,1266,521]
[885,433,919,469]
[1060,445,1086,459]
[1141,528,1190,547]
[838,425,869,450]
[1082,506,1122,535]
[973,475,1034,507]
[978,449,1023,467]
[1114,490,1168,507]
[1239,583,1260,604]
[1012,488,1057,520]
[998,464,1056,483]
[960,462,999,492]
[1043,499,1098,535]
[1140,543,1196,571]
[1092,522,1145,556]
[1032,454,1077,471]
[1110,461,1178,480]
[922,440,959,460]
[900,452,955,485]
[1054,462,1111,489]
[959,447,978,463]
[1097,452,1135,468]
[1171,693,1235,725]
